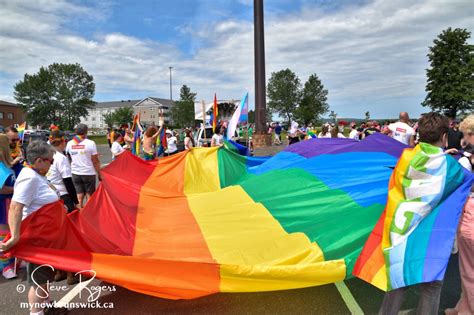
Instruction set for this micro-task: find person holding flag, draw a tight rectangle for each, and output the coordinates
[130,114,143,156]
[143,124,163,160]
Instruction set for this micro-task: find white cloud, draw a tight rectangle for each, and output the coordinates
[0,0,473,118]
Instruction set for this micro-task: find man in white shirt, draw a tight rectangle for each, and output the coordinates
[348,122,359,140]
[65,124,101,207]
[211,127,224,147]
[111,132,125,160]
[384,112,415,146]
[165,130,178,156]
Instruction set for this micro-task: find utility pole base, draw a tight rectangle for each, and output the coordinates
[253,133,272,148]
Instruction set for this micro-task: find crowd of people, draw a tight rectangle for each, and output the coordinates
[0,110,471,314]
[271,112,471,155]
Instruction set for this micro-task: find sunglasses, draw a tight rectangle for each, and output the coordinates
[41,157,54,164]
[11,139,20,142]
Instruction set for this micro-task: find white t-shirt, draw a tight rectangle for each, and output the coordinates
[212,134,224,146]
[459,155,472,172]
[46,151,72,196]
[66,138,98,175]
[13,168,60,220]
[318,132,331,139]
[111,141,125,159]
[388,122,415,145]
[349,129,359,140]
[167,136,178,153]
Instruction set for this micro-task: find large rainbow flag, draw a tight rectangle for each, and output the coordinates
[5,134,471,299]
[353,143,472,291]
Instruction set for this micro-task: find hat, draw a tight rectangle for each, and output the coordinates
[165,129,172,135]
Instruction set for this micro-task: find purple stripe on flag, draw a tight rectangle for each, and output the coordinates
[285,133,407,158]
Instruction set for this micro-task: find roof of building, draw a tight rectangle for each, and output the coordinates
[95,97,174,109]
[0,100,19,107]
[95,99,141,109]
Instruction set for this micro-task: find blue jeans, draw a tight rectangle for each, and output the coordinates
[379,281,443,315]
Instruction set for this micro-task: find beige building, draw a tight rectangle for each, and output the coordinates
[80,97,174,129]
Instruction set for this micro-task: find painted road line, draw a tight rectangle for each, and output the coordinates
[55,276,95,308]
[335,281,364,315]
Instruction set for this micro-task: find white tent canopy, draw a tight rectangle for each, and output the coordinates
[194,99,240,121]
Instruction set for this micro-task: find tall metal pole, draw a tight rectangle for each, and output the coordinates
[169,66,173,101]
[254,0,267,136]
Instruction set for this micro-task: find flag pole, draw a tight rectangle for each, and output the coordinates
[201,100,207,142]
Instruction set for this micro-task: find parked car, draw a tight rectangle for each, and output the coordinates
[194,126,242,147]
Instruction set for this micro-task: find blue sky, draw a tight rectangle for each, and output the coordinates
[0,0,473,119]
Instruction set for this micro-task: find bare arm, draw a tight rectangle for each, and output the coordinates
[92,154,102,181]
[0,201,24,251]
[409,135,415,147]
[0,186,14,194]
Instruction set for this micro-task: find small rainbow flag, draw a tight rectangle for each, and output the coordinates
[17,122,26,142]
[156,127,167,156]
[131,114,141,156]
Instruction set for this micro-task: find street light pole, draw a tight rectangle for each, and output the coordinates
[254,0,269,147]
[169,66,173,101]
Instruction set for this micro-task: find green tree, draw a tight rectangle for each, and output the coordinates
[294,74,329,125]
[14,63,95,130]
[267,69,301,125]
[365,111,371,121]
[170,85,197,128]
[113,107,134,126]
[422,28,474,118]
[103,112,114,128]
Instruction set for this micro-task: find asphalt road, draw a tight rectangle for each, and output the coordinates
[0,144,464,314]
[0,255,462,314]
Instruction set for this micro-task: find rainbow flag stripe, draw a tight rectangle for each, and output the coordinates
[6,134,470,299]
[353,143,472,291]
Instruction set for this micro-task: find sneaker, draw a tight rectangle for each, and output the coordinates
[2,267,17,279]
[44,305,69,315]
[54,270,67,282]
[66,272,80,285]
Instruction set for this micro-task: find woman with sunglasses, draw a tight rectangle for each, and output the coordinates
[0,140,61,315]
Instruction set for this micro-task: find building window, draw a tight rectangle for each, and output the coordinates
[92,117,96,121]
[0,112,3,119]
[7,113,13,119]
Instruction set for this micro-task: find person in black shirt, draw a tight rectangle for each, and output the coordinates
[447,120,464,150]
[363,121,380,139]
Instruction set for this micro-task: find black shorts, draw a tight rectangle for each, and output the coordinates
[27,263,55,287]
[72,174,96,195]
[61,194,75,213]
